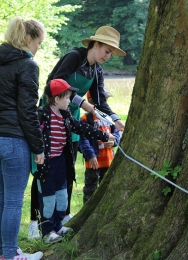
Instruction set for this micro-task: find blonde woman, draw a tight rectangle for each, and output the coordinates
[0,17,45,260]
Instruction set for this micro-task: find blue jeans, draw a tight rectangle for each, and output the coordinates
[0,137,30,259]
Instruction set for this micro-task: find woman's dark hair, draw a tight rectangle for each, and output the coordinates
[87,41,103,50]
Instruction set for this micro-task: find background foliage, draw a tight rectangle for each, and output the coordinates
[0,0,149,88]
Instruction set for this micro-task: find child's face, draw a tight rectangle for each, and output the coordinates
[55,90,72,110]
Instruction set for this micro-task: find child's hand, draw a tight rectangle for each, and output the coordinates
[108,133,115,141]
[104,140,114,148]
[35,153,44,164]
[89,157,99,169]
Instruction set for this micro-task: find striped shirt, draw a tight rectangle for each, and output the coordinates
[50,108,66,158]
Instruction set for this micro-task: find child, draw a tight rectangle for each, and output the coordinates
[34,79,115,244]
[79,90,120,203]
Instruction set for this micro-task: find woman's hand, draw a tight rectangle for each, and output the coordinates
[115,120,125,131]
[81,100,95,114]
[35,152,44,164]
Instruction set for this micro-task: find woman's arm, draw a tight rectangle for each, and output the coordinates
[17,59,44,154]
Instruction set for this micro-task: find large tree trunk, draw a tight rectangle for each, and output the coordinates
[66,0,188,259]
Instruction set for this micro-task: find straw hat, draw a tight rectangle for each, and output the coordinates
[82,26,126,56]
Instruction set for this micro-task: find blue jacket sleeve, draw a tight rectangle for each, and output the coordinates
[112,127,121,147]
[79,134,97,161]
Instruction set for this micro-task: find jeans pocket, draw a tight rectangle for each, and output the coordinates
[0,137,13,158]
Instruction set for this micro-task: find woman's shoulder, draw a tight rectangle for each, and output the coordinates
[68,47,87,60]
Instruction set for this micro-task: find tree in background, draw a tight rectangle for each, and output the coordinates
[55,0,149,70]
[0,0,79,88]
[112,0,150,64]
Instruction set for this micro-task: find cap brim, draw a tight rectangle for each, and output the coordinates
[69,86,79,92]
[82,38,126,57]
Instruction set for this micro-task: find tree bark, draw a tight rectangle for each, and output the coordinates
[66,0,188,259]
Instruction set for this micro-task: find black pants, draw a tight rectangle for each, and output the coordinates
[83,167,108,204]
[30,176,39,221]
[30,141,79,220]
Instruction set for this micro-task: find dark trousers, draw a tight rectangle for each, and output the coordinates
[83,167,108,204]
[30,176,39,221]
[37,153,67,236]
[66,141,78,215]
[30,141,79,220]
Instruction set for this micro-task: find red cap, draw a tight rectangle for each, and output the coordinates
[50,79,78,96]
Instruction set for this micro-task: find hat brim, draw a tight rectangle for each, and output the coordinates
[82,38,126,57]
[69,86,79,92]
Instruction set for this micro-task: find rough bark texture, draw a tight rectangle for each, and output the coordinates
[65,0,188,259]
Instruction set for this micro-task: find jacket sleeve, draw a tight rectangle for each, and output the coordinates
[79,116,97,160]
[70,114,109,142]
[112,127,121,147]
[17,59,44,154]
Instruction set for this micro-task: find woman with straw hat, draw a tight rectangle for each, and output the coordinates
[28,26,126,238]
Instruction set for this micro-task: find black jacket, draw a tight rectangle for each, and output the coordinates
[47,47,120,122]
[0,42,44,154]
[35,105,110,182]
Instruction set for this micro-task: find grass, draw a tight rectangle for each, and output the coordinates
[17,77,134,259]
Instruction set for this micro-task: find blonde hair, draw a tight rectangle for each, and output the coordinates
[5,16,45,50]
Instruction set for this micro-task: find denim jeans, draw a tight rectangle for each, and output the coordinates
[0,137,30,259]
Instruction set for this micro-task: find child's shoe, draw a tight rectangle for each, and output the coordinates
[11,248,43,259]
[57,226,73,236]
[43,231,62,244]
[62,214,73,225]
[28,221,41,240]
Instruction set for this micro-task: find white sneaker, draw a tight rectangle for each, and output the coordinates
[57,226,73,236]
[12,248,43,260]
[62,214,73,225]
[28,221,41,240]
[43,231,62,244]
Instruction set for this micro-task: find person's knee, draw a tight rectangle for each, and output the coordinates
[43,195,55,219]
[56,189,68,211]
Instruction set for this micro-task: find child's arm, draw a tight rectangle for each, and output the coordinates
[71,116,113,142]
[79,134,96,161]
